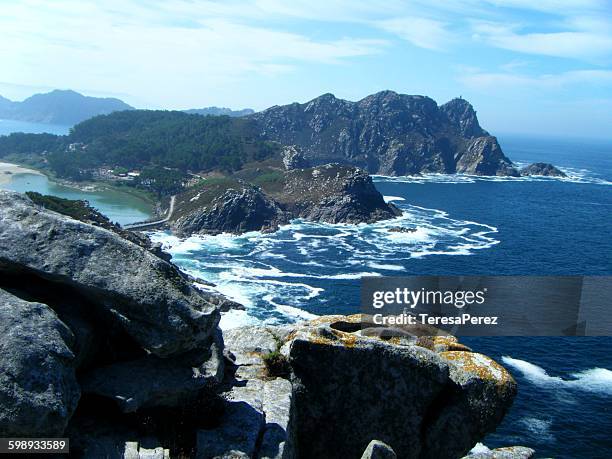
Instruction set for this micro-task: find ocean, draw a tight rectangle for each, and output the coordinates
[148,134,612,458]
[0,119,70,136]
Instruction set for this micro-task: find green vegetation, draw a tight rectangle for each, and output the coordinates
[51,110,279,174]
[262,350,291,378]
[136,166,186,197]
[25,191,99,222]
[0,110,281,186]
[0,132,59,156]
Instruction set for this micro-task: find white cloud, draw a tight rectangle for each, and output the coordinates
[459,68,612,91]
[375,16,453,51]
[471,20,612,60]
[0,0,386,107]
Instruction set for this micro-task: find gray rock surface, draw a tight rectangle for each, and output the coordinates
[463,445,535,458]
[284,315,517,459]
[281,145,309,170]
[0,190,220,357]
[281,164,401,224]
[250,91,518,176]
[0,288,80,436]
[456,136,518,176]
[81,329,225,412]
[174,186,286,236]
[172,164,400,236]
[520,162,567,177]
[360,440,397,459]
[196,326,295,459]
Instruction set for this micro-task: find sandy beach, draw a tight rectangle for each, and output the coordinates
[0,161,43,186]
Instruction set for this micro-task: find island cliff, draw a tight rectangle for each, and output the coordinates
[249,91,519,176]
[0,190,534,458]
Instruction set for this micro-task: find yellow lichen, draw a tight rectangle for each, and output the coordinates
[441,351,515,389]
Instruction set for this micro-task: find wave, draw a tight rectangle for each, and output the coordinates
[373,169,612,186]
[502,356,612,395]
[149,201,499,326]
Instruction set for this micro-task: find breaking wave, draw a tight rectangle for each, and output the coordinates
[373,166,612,186]
[149,201,499,328]
[502,357,612,396]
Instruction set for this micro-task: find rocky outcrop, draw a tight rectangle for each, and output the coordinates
[283,316,516,459]
[0,190,219,357]
[520,162,566,177]
[281,145,309,170]
[279,164,401,224]
[250,91,519,176]
[360,440,397,459]
[194,316,516,459]
[462,445,535,458]
[0,288,80,436]
[171,164,400,236]
[0,189,226,455]
[174,186,286,236]
[456,137,518,176]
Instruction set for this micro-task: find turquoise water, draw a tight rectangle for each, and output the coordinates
[0,119,70,135]
[3,173,152,225]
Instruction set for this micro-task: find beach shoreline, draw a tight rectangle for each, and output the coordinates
[0,161,43,186]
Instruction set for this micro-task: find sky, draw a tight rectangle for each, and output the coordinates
[1,0,611,138]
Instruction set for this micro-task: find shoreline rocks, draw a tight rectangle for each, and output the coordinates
[171,164,400,236]
[520,162,567,177]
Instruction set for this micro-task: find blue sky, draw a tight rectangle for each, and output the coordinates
[1,0,611,138]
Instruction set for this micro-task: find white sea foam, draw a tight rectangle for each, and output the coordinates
[518,417,555,442]
[383,195,406,202]
[502,357,612,395]
[150,201,500,324]
[372,169,612,186]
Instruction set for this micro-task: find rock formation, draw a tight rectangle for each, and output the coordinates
[250,91,519,176]
[171,164,400,236]
[520,162,567,177]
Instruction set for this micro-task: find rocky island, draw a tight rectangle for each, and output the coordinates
[170,161,400,235]
[0,190,535,458]
[249,91,522,177]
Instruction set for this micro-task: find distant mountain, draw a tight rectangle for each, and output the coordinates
[184,107,255,117]
[0,90,133,125]
[249,91,518,176]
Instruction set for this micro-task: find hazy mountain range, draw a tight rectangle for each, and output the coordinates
[0,90,133,125]
[0,89,255,126]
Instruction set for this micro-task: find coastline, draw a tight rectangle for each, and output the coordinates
[0,159,158,208]
[0,161,44,185]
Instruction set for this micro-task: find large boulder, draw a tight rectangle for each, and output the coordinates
[81,329,225,413]
[0,190,220,357]
[0,288,80,436]
[283,315,517,459]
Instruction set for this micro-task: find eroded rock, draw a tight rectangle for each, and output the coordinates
[0,288,80,436]
[0,190,220,358]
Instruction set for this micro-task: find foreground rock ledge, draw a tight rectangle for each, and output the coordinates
[195,314,517,459]
[0,190,220,357]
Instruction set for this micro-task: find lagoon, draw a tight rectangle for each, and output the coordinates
[1,170,153,226]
